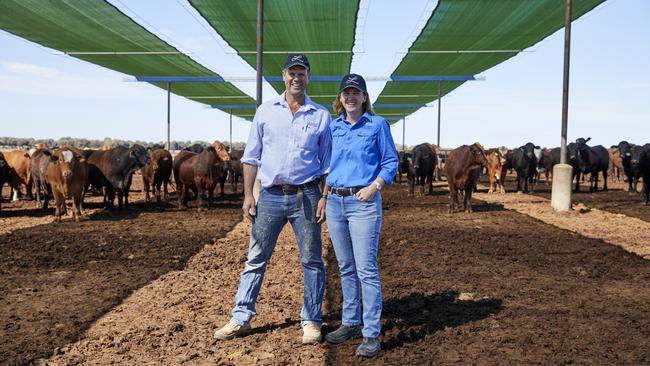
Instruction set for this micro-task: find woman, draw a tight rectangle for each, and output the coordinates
[321,74,398,357]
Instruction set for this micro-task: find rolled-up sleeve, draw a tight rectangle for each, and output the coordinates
[318,115,332,175]
[241,108,264,166]
[376,119,398,185]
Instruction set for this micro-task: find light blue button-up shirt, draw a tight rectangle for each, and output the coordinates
[326,112,398,188]
[241,93,332,188]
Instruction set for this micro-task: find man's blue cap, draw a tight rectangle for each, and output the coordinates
[339,73,367,93]
[283,53,310,70]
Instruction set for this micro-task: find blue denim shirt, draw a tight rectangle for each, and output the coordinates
[326,112,398,188]
[241,93,332,188]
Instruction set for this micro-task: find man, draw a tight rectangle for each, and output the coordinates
[213,54,331,344]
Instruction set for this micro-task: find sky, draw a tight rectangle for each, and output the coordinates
[0,0,648,149]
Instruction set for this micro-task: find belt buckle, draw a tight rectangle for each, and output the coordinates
[281,185,292,193]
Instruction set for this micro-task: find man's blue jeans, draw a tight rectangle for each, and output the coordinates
[326,192,383,338]
[231,184,325,326]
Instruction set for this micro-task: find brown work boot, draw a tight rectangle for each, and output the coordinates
[302,322,322,344]
[213,319,251,341]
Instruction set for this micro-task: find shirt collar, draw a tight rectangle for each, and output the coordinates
[274,92,317,112]
[336,112,372,126]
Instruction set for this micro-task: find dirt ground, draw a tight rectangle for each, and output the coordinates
[1,177,649,365]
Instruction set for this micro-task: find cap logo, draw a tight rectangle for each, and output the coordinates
[347,76,359,85]
[291,55,303,62]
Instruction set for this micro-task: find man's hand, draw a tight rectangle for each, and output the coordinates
[355,185,377,202]
[316,197,327,224]
[242,194,256,222]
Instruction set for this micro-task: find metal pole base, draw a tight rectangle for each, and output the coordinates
[551,164,573,211]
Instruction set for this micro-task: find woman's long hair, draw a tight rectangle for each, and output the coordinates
[334,91,375,116]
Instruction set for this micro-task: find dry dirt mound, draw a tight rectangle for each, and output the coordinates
[474,188,650,259]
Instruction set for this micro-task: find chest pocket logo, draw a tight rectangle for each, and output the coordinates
[298,121,320,150]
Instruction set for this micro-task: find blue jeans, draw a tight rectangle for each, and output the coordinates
[231,184,325,326]
[326,192,383,338]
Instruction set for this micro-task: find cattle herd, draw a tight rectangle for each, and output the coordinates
[0,140,244,219]
[1,137,649,219]
[397,138,650,212]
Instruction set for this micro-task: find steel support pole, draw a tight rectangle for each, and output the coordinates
[551,0,573,212]
[166,82,171,150]
[560,0,572,164]
[402,115,406,151]
[437,81,441,148]
[256,0,264,107]
[229,109,233,149]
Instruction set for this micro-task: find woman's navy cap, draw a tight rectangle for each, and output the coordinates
[283,53,310,70]
[339,74,367,93]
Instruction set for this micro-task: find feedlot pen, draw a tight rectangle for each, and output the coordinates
[1,177,648,365]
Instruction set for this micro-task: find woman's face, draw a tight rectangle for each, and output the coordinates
[340,87,367,115]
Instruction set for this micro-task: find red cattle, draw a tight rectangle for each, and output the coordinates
[486,146,508,194]
[46,147,89,222]
[173,141,230,210]
[141,148,173,203]
[444,143,488,213]
[4,149,33,201]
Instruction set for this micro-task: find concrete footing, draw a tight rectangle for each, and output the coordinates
[551,164,573,211]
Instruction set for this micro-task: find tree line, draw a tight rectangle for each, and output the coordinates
[0,136,247,151]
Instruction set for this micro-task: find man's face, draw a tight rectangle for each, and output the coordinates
[283,65,309,96]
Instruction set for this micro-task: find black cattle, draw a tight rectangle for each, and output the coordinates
[407,143,437,195]
[538,147,561,184]
[633,144,650,204]
[573,137,609,192]
[397,151,411,185]
[0,152,8,211]
[184,144,205,153]
[30,148,53,209]
[86,145,150,210]
[629,144,646,193]
[512,142,539,193]
[617,141,637,192]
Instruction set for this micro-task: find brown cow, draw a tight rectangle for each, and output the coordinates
[30,148,53,209]
[141,148,173,203]
[444,142,488,213]
[608,147,623,182]
[174,141,230,210]
[228,149,244,193]
[4,149,33,201]
[46,147,89,222]
[486,146,508,194]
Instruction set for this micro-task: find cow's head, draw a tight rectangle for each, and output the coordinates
[567,143,581,165]
[470,142,488,167]
[129,144,150,168]
[212,140,231,162]
[631,145,643,167]
[618,140,633,159]
[575,137,591,151]
[520,142,536,161]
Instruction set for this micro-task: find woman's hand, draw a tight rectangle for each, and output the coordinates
[355,184,377,202]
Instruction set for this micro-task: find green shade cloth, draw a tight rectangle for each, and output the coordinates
[0,0,256,117]
[189,0,359,108]
[374,0,605,119]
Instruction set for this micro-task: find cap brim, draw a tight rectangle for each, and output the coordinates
[283,62,309,70]
[339,85,365,93]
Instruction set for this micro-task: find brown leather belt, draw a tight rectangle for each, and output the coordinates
[330,186,364,197]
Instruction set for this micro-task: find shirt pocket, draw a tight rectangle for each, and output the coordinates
[298,122,320,150]
[356,129,377,153]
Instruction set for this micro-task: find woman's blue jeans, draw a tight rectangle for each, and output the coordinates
[326,192,383,338]
[231,185,325,326]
